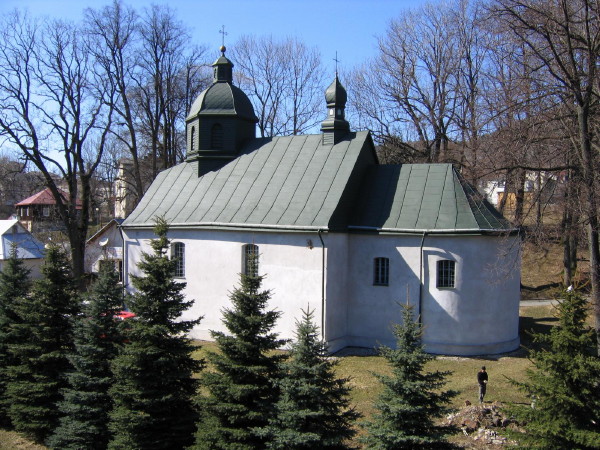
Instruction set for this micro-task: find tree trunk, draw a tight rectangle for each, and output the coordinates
[576,105,600,355]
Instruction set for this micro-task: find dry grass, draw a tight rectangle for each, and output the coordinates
[520,240,590,299]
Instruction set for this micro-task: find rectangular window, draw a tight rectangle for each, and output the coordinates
[42,206,50,217]
[437,260,456,288]
[374,257,389,286]
[173,242,185,278]
[243,244,259,277]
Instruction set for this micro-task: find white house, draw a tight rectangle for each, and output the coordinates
[122,47,521,356]
[0,219,45,279]
[85,218,124,281]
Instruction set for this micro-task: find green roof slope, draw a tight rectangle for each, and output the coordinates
[123,131,376,230]
[350,164,514,233]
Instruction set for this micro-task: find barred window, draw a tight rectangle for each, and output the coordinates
[211,123,223,149]
[437,260,455,288]
[190,126,196,152]
[243,244,259,277]
[373,257,389,286]
[172,242,185,278]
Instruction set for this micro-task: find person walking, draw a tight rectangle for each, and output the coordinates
[477,366,488,404]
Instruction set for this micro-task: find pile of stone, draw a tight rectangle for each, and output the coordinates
[446,402,519,446]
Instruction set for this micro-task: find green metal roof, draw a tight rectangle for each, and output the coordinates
[124,135,513,234]
[350,164,513,232]
[123,131,375,230]
[186,82,257,122]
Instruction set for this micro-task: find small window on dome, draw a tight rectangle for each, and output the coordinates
[329,108,334,116]
[190,126,195,151]
[211,123,223,149]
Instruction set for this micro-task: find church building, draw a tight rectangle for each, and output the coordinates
[121,47,521,356]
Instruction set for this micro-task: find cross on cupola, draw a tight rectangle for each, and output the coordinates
[320,53,350,145]
[212,26,233,83]
[219,25,228,50]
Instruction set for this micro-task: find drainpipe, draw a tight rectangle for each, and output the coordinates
[118,224,127,306]
[418,232,427,324]
[317,229,326,340]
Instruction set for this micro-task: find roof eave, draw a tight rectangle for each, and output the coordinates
[121,221,329,233]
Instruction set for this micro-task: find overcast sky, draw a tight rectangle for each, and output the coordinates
[0,0,427,75]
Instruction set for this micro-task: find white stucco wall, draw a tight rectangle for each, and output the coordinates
[341,233,521,355]
[123,228,325,345]
[123,228,521,356]
[420,235,521,355]
[344,234,422,351]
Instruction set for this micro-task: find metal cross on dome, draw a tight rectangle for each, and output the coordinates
[219,25,228,47]
[333,51,340,75]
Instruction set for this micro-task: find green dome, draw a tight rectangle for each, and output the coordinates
[325,76,347,107]
[186,82,257,122]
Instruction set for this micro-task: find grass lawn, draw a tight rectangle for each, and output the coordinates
[0,303,576,449]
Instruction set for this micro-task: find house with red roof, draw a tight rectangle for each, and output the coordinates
[15,188,82,232]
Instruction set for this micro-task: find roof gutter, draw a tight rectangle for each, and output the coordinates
[348,225,517,234]
[121,221,329,232]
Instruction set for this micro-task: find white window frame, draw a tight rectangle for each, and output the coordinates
[373,257,389,286]
[437,260,456,288]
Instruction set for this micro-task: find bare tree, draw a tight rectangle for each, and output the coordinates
[84,0,144,206]
[0,11,114,284]
[135,4,209,177]
[494,0,600,352]
[348,1,463,163]
[232,35,324,137]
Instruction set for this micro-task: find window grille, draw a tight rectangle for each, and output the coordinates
[172,242,185,278]
[374,257,389,286]
[243,244,259,277]
[437,260,455,288]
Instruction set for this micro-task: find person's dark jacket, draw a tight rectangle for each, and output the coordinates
[477,370,488,385]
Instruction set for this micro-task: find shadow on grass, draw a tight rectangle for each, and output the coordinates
[517,314,559,355]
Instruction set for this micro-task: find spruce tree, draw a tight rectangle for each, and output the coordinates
[0,244,31,427]
[5,245,79,444]
[47,263,125,449]
[362,304,457,449]
[508,289,600,449]
[108,217,202,450]
[194,252,287,449]
[261,308,360,449]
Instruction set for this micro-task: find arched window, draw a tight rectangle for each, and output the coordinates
[172,242,185,278]
[242,244,259,277]
[373,257,389,286]
[190,126,195,152]
[211,123,224,149]
[437,260,455,288]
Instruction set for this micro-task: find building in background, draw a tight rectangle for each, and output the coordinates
[0,219,45,279]
[85,218,124,281]
[15,188,82,233]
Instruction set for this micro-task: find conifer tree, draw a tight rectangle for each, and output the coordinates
[5,245,79,444]
[0,244,31,427]
[509,289,600,449]
[362,304,457,449]
[194,253,287,449]
[261,308,360,449]
[48,263,125,450]
[108,217,202,450]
